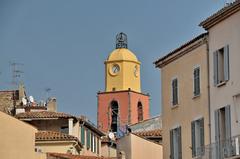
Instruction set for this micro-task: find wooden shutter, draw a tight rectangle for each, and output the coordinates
[81,127,85,145]
[224,45,230,81]
[225,105,231,140]
[200,118,205,155]
[213,51,218,86]
[178,127,182,159]
[214,110,220,142]
[172,79,178,105]
[87,130,90,149]
[170,129,174,159]
[194,68,200,96]
[97,138,99,154]
[191,121,196,157]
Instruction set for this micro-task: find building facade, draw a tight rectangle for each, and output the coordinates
[200,1,240,158]
[97,33,150,134]
[155,33,210,159]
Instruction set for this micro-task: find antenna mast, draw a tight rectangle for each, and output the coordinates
[10,62,24,88]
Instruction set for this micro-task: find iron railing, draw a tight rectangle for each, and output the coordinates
[200,135,240,159]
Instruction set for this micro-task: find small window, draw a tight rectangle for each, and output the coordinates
[111,101,119,132]
[213,45,229,86]
[170,126,182,159]
[193,67,200,96]
[191,118,204,157]
[172,78,178,106]
[137,102,143,122]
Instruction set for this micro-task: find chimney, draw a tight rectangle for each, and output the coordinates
[47,97,57,112]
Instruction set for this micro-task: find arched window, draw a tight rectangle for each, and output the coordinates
[111,101,119,132]
[137,101,143,122]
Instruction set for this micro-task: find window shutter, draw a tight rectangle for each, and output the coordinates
[224,45,230,81]
[81,127,85,145]
[213,51,218,86]
[87,130,90,149]
[191,121,196,157]
[200,118,205,155]
[170,130,174,159]
[97,138,99,154]
[172,79,178,105]
[178,127,182,159]
[214,110,220,142]
[225,105,231,140]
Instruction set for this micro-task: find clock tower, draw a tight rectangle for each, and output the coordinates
[97,33,150,134]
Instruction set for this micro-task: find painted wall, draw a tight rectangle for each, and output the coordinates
[117,133,163,159]
[160,42,210,159]
[0,111,38,159]
[35,142,80,155]
[101,143,117,158]
[208,10,240,142]
[97,91,149,133]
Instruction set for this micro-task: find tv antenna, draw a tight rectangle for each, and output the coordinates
[10,62,24,88]
[45,87,52,100]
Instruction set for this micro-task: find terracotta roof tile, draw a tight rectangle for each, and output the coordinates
[47,152,117,159]
[15,111,76,120]
[200,0,240,29]
[36,131,78,142]
[134,129,162,137]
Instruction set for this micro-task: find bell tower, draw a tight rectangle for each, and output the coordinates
[97,33,150,134]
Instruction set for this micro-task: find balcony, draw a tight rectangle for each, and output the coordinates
[201,135,240,159]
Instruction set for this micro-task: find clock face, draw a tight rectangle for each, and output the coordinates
[109,64,120,76]
[134,65,139,77]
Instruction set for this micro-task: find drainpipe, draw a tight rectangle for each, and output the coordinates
[206,36,212,144]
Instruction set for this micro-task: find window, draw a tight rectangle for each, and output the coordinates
[111,101,119,132]
[191,118,204,157]
[97,138,99,154]
[193,67,200,96]
[172,78,178,105]
[215,105,231,158]
[137,102,143,122]
[213,45,229,86]
[81,126,85,145]
[170,127,182,159]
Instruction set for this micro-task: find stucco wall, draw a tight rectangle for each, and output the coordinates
[117,133,162,159]
[161,42,210,159]
[208,10,240,142]
[98,91,149,133]
[0,111,38,159]
[35,142,80,155]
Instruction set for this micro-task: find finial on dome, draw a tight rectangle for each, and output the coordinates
[116,32,128,49]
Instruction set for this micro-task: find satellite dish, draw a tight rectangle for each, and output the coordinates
[108,132,115,140]
[22,98,27,105]
[29,96,34,103]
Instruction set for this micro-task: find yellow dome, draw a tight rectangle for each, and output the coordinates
[106,48,139,63]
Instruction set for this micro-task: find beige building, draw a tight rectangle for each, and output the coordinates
[200,1,240,158]
[154,33,210,159]
[117,133,163,159]
[35,131,82,155]
[0,111,46,159]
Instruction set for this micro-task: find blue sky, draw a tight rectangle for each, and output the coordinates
[0,0,225,122]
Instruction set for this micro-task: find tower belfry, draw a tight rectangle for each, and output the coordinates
[97,33,150,134]
[116,32,128,49]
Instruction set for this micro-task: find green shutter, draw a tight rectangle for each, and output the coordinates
[191,121,196,157]
[97,138,99,154]
[87,130,90,149]
[194,67,200,96]
[81,127,85,145]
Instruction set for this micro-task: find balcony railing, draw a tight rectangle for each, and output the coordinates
[200,135,240,159]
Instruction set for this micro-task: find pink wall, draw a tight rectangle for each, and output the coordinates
[97,90,150,133]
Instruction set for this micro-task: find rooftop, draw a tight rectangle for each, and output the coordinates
[200,0,240,29]
[134,129,162,138]
[15,111,77,121]
[154,33,208,68]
